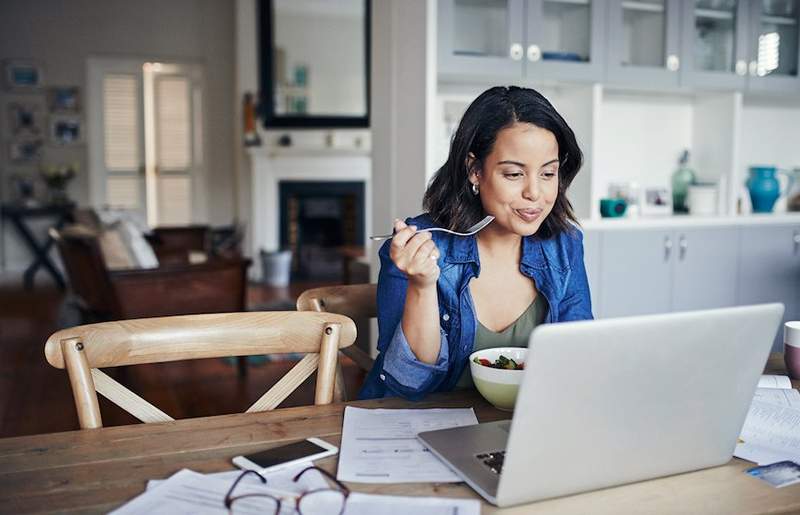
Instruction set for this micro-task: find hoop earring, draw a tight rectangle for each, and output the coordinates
[471,183,479,195]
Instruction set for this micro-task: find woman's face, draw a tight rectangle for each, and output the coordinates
[469,122,560,237]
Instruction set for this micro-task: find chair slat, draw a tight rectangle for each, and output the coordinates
[246,354,320,413]
[91,369,174,424]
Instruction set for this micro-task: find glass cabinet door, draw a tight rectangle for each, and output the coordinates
[526,0,605,81]
[748,0,800,91]
[438,0,526,80]
[606,0,682,88]
[681,0,749,89]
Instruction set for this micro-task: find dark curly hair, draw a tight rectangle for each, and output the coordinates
[423,86,583,239]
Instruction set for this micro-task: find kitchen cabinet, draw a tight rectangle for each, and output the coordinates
[591,226,739,318]
[438,0,605,83]
[680,0,750,90]
[745,0,800,94]
[737,224,800,351]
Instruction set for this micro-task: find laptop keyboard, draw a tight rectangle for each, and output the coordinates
[476,451,505,475]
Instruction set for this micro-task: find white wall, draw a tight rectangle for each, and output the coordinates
[0,0,236,271]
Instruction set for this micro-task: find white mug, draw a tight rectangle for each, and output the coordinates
[785,321,800,380]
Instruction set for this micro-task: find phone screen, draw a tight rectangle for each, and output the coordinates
[243,440,328,468]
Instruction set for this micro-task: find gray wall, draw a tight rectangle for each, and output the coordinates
[0,0,236,271]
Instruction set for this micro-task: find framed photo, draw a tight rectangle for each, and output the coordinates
[8,102,44,137]
[3,60,44,91]
[48,86,80,112]
[8,139,43,163]
[49,114,83,145]
[640,186,673,216]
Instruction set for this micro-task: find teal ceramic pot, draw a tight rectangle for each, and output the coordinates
[599,198,627,218]
[747,166,793,213]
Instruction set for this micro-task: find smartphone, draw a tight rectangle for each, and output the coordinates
[232,437,338,473]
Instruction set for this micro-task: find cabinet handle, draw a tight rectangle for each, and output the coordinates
[527,44,541,62]
[679,235,688,260]
[510,43,523,61]
[667,55,680,71]
[664,236,673,261]
[794,231,800,255]
[749,60,758,76]
[735,60,747,76]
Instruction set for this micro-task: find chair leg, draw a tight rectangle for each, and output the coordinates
[333,361,347,402]
[237,356,248,378]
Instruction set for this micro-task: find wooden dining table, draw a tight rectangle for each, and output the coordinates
[1,355,799,514]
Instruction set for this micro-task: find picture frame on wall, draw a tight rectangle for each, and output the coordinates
[49,114,83,145]
[3,60,44,91]
[7,102,45,137]
[48,86,80,112]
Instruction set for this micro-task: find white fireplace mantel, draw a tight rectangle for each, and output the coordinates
[248,147,372,280]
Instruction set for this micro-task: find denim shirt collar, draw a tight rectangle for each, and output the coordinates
[444,232,550,270]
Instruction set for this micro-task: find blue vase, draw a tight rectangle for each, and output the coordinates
[747,166,794,213]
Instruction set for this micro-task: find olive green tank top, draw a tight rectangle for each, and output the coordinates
[456,294,548,388]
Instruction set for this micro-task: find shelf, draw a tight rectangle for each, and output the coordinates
[621,1,664,14]
[762,14,798,26]
[544,0,590,5]
[695,8,734,21]
[581,213,800,231]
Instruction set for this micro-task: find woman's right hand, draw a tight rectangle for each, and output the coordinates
[389,219,440,288]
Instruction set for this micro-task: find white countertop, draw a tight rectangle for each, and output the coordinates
[580,212,800,231]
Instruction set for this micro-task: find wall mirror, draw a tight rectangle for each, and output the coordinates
[260,0,370,128]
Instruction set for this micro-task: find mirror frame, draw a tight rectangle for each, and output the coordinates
[259,0,371,129]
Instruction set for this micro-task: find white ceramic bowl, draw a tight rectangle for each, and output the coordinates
[469,347,527,411]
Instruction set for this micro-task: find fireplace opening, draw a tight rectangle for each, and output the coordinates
[279,181,365,281]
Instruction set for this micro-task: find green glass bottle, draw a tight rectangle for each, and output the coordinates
[671,150,696,214]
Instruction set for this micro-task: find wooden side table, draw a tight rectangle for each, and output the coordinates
[1,202,74,289]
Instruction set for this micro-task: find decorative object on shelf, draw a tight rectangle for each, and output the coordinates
[608,181,640,217]
[640,186,673,216]
[746,165,795,213]
[47,86,80,112]
[599,198,628,218]
[49,113,82,145]
[8,101,44,137]
[686,182,718,216]
[9,173,39,207]
[242,92,262,147]
[787,168,800,212]
[39,163,77,204]
[8,139,43,163]
[671,149,697,214]
[3,59,44,91]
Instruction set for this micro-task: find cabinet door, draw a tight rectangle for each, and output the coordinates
[680,0,749,89]
[737,225,800,351]
[672,227,739,311]
[525,0,606,82]
[598,229,673,318]
[606,0,683,88]
[438,0,526,80]
[746,0,800,93]
[582,228,602,317]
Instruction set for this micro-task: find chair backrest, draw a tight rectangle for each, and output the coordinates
[296,283,376,373]
[50,227,119,319]
[44,311,357,429]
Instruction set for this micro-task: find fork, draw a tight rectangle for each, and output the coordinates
[369,215,495,241]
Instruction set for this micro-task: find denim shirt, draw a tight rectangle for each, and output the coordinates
[358,213,593,401]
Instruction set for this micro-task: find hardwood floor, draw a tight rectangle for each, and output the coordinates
[0,281,367,438]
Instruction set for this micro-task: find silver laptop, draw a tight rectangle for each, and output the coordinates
[417,304,784,507]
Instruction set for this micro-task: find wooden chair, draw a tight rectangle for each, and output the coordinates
[296,283,377,400]
[44,311,357,429]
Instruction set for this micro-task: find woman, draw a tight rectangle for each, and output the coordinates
[360,86,592,400]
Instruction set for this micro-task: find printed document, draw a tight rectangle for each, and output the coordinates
[337,407,478,483]
[735,400,800,465]
[758,375,793,389]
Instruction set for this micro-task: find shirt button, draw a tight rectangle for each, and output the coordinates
[442,313,450,321]
[379,374,386,381]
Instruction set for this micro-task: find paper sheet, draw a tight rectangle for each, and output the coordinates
[337,407,479,483]
[753,387,800,409]
[735,400,800,465]
[758,375,793,389]
[114,466,479,515]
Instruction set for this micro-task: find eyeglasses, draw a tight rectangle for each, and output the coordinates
[224,466,349,515]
